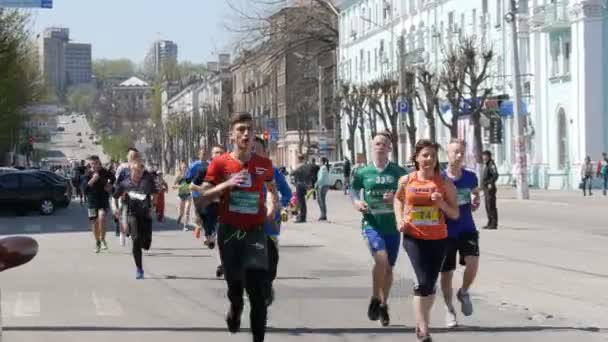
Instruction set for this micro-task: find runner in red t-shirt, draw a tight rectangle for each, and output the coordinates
[199,112,278,342]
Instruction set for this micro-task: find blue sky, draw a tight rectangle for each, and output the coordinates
[32,0,242,64]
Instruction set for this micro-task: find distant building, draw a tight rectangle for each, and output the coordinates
[144,40,178,76]
[38,28,69,97]
[112,77,152,121]
[38,27,92,97]
[65,43,92,86]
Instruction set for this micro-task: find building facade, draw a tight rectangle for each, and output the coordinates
[144,40,179,76]
[337,0,607,189]
[65,43,92,86]
[38,27,69,97]
[231,5,338,169]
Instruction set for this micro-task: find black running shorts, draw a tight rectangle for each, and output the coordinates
[217,223,268,282]
[441,231,480,273]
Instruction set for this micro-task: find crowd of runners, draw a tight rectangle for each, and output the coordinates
[79,112,487,342]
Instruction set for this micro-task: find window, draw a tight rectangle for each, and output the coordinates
[472,9,477,31]
[557,108,568,170]
[374,47,378,71]
[22,175,46,188]
[563,37,571,75]
[495,0,502,28]
[482,0,488,14]
[368,50,371,72]
[0,174,19,189]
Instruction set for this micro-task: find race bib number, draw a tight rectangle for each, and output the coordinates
[457,189,471,206]
[366,190,393,215]
[228,190,259,214]
[410,206,440,226]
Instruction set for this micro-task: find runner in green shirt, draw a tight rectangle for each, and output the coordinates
[351,132,406,327]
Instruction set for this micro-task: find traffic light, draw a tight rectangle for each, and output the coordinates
[489,117,503,144]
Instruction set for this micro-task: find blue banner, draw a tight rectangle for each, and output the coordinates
[0,0,52,8]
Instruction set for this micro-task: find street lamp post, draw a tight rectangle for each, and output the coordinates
[506,0,530,200]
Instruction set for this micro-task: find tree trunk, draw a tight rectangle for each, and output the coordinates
[357,110,367,162]
[428,114,437,143]
[472,112,483,164]
[450,113,459,138]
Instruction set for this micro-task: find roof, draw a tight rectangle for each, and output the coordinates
[119,77,149,87]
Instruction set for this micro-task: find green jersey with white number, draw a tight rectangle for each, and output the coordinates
[351,162,407,234]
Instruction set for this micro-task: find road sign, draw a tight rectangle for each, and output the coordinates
[269,129,278,142]
[397,100,408,113]
[0,0,52,8]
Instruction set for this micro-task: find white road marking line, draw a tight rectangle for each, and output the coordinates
[92,292,123,316]
[23,224,41,233]
[14,292,40,317]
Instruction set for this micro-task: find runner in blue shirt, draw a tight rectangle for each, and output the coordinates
[440,139,481,328]
[252,136,292,306]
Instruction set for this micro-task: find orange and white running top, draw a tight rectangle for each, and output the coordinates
[398,171,448,240]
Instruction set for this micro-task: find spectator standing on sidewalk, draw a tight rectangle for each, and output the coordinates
[481,151,499,230]
[596,152,608,195]
[315,157,331,221]
[309,158,320,200]
[291,154,310,223]
[581,156,594,196]
[343,158,351,195]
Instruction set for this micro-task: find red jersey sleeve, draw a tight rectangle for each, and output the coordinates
[265,159,274,182]
[204,157,224,185]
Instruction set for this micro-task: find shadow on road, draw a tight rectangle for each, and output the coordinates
[0,199,183,236]
[2,325,602,334]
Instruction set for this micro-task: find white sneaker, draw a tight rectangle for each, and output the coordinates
[445,308,458,328]
[119,232,126,247]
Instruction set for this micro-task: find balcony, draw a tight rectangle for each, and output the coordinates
[530,2,572,32]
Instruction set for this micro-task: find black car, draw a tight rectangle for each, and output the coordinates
[0,172,71,215]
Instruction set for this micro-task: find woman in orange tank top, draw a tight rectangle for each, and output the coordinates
[394,139,459,342]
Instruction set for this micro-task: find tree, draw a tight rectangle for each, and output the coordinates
[100,133,131,161]
[439,36,493,163]
[0,10,42,156]
[66,84,98,114]
[92,58,136,80]
[367,78,404,161]
[340,83,368,162]
[416,66,441,143]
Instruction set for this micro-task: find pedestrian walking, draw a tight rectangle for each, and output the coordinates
[291,154,310,223]
[596,152,608,195]
[481,150,499,230]
[343,157,351,195]
[173,161,192,230]
[581,156,594,196]
[315,157,331,221]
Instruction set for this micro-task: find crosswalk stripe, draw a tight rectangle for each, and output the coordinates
[92,292,123,316]
[14,292,40,317]
[23,224,41,233]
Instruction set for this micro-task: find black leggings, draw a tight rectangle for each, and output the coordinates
[129,215,152,270]
[227,270,268,341]
[403,235,447,297]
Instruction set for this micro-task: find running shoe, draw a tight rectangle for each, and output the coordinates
[136,268,144,279]
[378,303,390,326]
[95,241,101,253]
[445,308,458,328]
[101,240,108,250]
[226,304,243,333]
[457,288,474,316]
[119,232,126,247]
[216,265,224,278]
[367,297,381,321]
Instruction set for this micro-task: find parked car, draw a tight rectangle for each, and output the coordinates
[0,172,70,215]
[328,165,345,190]
[56,126,65,132]
[76,132,82,136]
[0,167,18,175]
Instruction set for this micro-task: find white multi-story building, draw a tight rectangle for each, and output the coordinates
[337,0,607,189]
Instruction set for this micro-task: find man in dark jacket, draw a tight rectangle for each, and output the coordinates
[343,158,351,195]
[291,154,310,223]
[481,150,499,229]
